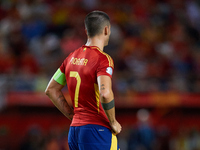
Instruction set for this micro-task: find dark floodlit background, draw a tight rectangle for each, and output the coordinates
[1,0,200,149]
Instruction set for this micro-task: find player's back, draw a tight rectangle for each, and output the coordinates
[62,45,113,129]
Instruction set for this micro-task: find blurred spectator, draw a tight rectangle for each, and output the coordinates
[128,109,155,150]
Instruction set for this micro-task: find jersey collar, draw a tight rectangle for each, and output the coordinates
[82,45,101,51]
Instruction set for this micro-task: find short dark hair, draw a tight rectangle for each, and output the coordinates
[84,10,110,37]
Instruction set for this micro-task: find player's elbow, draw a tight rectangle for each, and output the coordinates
[45,87,52,97]
[100,89,113,103]
[45,88,50,96]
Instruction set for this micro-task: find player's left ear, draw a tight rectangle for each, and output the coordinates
[104,26,109,36]
[85,29,88,35]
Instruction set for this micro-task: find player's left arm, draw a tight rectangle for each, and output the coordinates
[97,75,122,135]
[45,78,74,120]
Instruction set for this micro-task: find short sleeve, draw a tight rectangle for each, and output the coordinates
[60,62,65,73]
[59,52,73,73]
[97,54,114,79]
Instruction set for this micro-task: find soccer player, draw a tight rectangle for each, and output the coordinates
[45,10,122,150]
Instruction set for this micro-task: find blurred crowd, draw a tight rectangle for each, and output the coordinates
[19,125,70,150]
[1,0,200,94]
[17,109,200,150]
[119,109,200,150]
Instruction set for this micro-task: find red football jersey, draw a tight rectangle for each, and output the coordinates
[60,45,114,129]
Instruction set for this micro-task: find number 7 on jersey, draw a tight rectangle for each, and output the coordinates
[70,71,81,107]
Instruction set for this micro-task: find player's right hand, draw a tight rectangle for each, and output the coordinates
[110,120,122,135]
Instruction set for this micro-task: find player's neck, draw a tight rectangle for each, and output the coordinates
[85,37,105,51]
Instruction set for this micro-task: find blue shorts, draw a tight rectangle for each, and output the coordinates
[68,124,120,150]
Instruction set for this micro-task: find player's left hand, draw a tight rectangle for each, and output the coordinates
[110,120,122,135]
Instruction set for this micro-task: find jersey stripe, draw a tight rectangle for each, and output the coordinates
[95,47,114,68]
[94,83,100,113]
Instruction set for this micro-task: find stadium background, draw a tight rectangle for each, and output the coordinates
[1,0,200,149]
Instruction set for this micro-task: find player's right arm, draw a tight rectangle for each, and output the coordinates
[97,75,122,135]
[45,69,74,120]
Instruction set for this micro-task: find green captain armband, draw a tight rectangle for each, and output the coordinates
[53,68,66,85]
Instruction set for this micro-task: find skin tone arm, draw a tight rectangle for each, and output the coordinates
[45,78,74,120]
[97,75,122,135]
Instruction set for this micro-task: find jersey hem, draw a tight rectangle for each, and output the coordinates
[70,122,111,130]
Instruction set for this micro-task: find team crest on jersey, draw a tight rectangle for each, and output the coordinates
[106,67,113,76]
